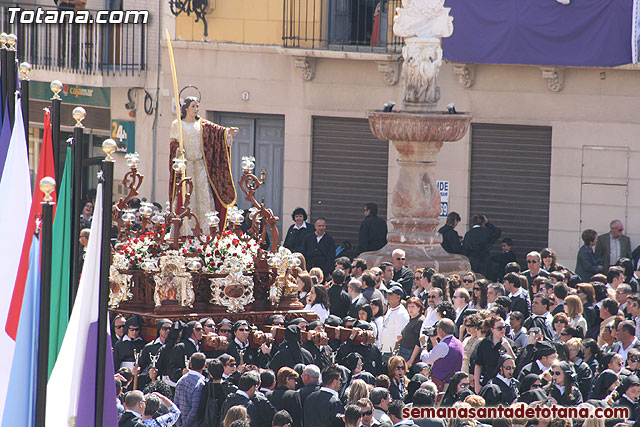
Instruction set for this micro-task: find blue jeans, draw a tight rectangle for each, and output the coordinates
[398,346,413,362]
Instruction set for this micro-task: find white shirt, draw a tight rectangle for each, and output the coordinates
[379,304,410,353]
[618,338,639,362]
[496,373,513,386]
[610,233,621,266]
[420,334,453,364]
[320,387,339,398]
[237,390,251,399]
[536,360,550,372]
[293,222,307,230]
[234,337,248,350]
[305,303,329,323]
[316,234,324,243]
[421,307,439,329]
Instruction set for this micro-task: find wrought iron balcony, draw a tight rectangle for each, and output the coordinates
[1,3,146,77]
[282,0,402,53]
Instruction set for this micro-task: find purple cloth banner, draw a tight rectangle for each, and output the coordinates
[442,0,634,67]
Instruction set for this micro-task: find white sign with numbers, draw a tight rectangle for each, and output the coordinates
[436,180,449,218]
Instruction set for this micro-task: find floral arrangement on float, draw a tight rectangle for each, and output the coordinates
[108,153,301,314]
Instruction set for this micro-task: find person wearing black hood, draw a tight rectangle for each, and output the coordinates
[517,373,547,404]
[517,341,557,385]
[156,320,184,387]
[303,321,332,371]
[113,315,146,370]
[439,212,463,255]
[613,374,640,423]
[270,325,314,375]
[589,369,620,400]
[336,321,382,376]
[546,361,583,406]
[168,320,203,383]
[226,320,271,368]
[137,318,172,390]
[484,354,519,405]
[440,372,472,407]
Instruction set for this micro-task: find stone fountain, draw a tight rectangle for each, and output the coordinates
[361,0,472,274]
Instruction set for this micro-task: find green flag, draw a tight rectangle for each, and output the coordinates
[48,147,72,376]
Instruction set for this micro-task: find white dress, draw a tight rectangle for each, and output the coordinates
[171,118,216,231]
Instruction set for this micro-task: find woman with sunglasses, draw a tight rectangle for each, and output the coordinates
[540,248,563,273]
[517,373,547,404]
[551,313,569,342]
[387,355,408,400]
[469,279,488,310]
[461,272,476,294]
[473,315,515,392]
[440,372,472,407]
[485,354,519,405]
[546,361,583,406]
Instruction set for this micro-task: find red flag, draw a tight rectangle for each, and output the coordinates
[6,108,57,339]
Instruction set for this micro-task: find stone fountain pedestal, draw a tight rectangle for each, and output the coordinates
[360,111,472,274]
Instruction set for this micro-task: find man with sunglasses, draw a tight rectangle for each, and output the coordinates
[113,314,127,345]
[391,249,414,298]
[485,354,519,405]
[114,315,147,371]
[137,319,173,390]
[522,251,549,288]
[355,398,378,427]
[227,320,272,369]
[595,219,631,271]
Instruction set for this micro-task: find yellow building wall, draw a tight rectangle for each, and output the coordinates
[175,0,285,44]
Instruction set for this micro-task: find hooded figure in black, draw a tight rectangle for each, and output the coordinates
[589,369,619,400]
[547,361,582,406]
[485,354,519,405]
[156,320,183,381]
[614,374,640,423]
[168,320,201,383]
[517,373,548,404]
[137,318,172,390]
[269,325,314,375]
[302,321,332,371]
[113,315,146,370]
[335,321,382,375]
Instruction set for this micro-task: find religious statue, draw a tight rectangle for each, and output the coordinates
[169,96,239,229]
[393,0,453,41]
[393,0,452,108]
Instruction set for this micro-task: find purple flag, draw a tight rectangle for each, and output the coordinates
[0,99,11,181]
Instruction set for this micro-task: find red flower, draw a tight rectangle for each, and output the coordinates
[232,239,240,246]
[198,248,203,253]
[133,238,139,244]
[182,248,187,254]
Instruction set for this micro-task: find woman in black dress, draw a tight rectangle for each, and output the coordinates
[547,361,583,406]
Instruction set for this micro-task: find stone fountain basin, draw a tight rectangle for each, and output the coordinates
[368,110,472,142]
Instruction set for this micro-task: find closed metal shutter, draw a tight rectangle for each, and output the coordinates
[311,116,389,251]
[470,123,552,265]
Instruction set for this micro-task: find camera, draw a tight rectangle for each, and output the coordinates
[423,321,439,337]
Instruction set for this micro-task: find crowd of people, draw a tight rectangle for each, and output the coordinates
[112,205,640,427]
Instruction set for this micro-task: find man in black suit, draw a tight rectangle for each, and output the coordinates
[303,366,345,427]
[297,364,321,408]
[347,280,368,318]
[463,214,502,277]
[357,203,388,254]
[504,272,529,317]
[118,391,146,427]
[220,371,276,427]
[551,282,569,316]
[391,249,414,298]
[328,269,351,319]
[452,288,472,336]
[517,341,557,384]
[266,367,303,427]
[302,217,336,278]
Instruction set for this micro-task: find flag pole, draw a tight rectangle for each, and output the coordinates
[6,34,17,129]
[50,80,62,192]
[0,33,7,117]
[36,177,56,426]
[19,62,30,149]
[95,139,116,427]
[70,107,86,306]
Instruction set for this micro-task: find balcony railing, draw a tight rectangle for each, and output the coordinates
[1,3,146,76]
[283,0,402,53]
